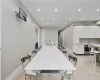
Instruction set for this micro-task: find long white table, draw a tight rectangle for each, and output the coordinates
[24,46,76,71]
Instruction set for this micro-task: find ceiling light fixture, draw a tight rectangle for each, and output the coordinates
[52,23,54,24]
[69,17,71,20]
[41,18,43,20]
[65,23,66,24]
[53,18,55,20]
[97,17,100,20]
[78,8,81,12]
[55,9,57,12]
[37,8,40,11]
[82,18,84,20]
[96,9,100,12]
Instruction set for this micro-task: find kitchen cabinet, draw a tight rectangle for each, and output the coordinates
[73,44,84,54]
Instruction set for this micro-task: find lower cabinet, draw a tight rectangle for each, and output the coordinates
[73,44,84,54]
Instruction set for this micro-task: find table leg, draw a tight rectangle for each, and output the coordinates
[49,74,50,80]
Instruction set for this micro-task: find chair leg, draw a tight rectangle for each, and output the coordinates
[25,75,26,80]
[36,76,38,80]
[30,76,31,80]
[75,61,77,66]
[69,57,70,61]
[41,77,42,80]
[69,76,70,80]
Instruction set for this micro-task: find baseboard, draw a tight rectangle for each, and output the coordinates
[5,65,24,80]
[73,52,94,55]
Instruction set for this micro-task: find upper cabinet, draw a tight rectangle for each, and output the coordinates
[94,26,100,38]
[81,26,95,38]
[73,26,100,40]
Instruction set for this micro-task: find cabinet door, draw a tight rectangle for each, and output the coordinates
[94,26,100,38]
[81,27,95,38]
[73,44,84,54]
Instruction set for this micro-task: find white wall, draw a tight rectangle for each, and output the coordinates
[40,27,58,46]
[59,26,73,50]
[1,0,40,80]
[35,27,38,43]
[38,27,41,47]
[45,27,58,46]
[0,0,1,80]
[40,28,45,46]
[35,26,41,47]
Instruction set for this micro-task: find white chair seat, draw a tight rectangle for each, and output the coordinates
[26,70,36,76]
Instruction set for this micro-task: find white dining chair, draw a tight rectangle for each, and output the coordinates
[21,56,38,80]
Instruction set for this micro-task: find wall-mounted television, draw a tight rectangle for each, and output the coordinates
[19,7,27,22]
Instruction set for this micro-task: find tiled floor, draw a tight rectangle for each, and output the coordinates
[16,55,100,80]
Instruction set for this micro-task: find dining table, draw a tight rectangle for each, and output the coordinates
[24,45,76,80]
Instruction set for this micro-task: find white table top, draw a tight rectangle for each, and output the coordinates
[24,46,76,71]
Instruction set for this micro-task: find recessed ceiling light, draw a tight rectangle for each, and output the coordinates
[82,18,84,20]
[41,18,43,20]
[53,18,55,20]
[55,9,57,12]
[96,9,99,12]
[69,17,71,20]
[52,23,54,24]
[97,17,100,20]
[78,8,81,12]
[65,23,66,24]
[37,8,40,11]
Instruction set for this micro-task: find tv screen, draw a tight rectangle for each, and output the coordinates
[19,7,27,22]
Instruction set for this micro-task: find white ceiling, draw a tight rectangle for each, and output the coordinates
[21,0,100,28]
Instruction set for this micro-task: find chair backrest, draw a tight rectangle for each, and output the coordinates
[68,55,77,66]
[27,53,32,59]
[21,56,31,68]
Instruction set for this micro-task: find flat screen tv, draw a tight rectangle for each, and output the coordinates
[19,7,27,22]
